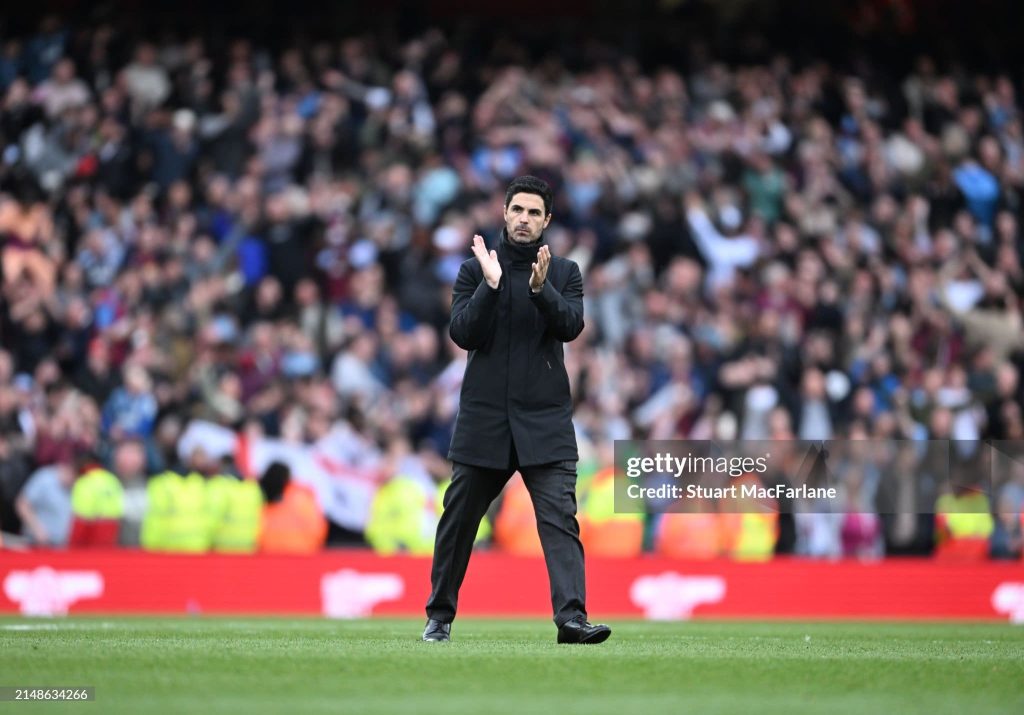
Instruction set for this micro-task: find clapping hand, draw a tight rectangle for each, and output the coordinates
[472,234,502,289]
[530,245,550,293]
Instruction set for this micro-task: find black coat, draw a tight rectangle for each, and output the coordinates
[447,230,584,469]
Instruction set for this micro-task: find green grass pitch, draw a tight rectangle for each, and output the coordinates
[2,618,1022,714]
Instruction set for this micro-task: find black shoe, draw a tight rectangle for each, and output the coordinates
[422,619,451,642]
[557,616,612,644]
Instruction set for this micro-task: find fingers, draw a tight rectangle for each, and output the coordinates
[471,234,485,255]
[535,245,550,278]
[471,235,489,263]
[530,246,551,291]
[530,262,543,292]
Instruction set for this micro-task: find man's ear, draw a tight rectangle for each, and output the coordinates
[544,214,552,229]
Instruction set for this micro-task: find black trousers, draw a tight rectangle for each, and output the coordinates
[425,458,587,627]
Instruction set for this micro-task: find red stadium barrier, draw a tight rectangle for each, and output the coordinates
[1,550,1023,621]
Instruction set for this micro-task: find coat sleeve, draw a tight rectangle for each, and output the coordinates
[449,261,501,350]
[529,260,584,342]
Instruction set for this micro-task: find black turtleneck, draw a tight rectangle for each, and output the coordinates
[496,229,545,268]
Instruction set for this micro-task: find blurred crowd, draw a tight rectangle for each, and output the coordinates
[0,17,1022,560]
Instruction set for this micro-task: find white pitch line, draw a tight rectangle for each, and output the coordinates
[1,622,118,631]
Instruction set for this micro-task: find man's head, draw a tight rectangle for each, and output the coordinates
[504,176,552,244]
[113,439,147,481]
[260,461,291,504]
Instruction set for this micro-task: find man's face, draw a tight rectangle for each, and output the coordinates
[504,192,551,244]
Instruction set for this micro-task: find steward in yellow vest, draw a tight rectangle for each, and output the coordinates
[367,476,490,556]
[69,465,125,547]
[141,471,210,553]
[578,467,644,557]
[206,474,263,553]
[935,490,994,560]
[71,467,124,520]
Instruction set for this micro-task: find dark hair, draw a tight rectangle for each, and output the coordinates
[1,168,45,205]
[259,461,291,504]
[504,175,552,215]
[74,449,102,475]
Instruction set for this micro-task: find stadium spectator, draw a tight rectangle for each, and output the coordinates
[112,438,148,547]
[68,451,124,547]
[258,461,326,553]
[15,460,74,546]
[0,432,32,538]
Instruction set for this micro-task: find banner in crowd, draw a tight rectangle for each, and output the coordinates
[2,551,1022,622]
[179,420,381,531]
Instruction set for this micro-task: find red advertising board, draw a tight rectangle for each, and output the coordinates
[1,550,1022,621]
